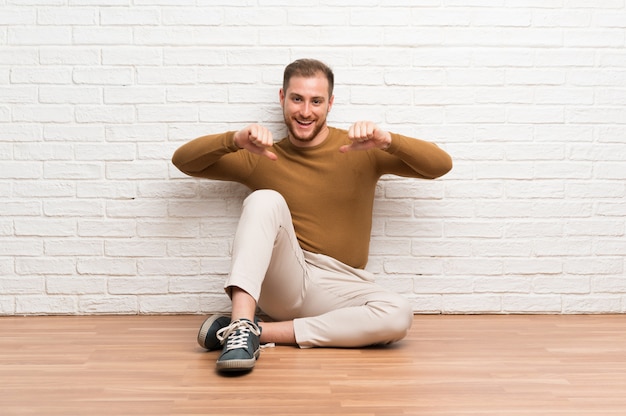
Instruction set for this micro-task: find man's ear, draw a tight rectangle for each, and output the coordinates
[328,94,334,112]
[279,88,285,107]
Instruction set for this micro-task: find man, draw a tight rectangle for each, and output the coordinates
[172,59,452,373]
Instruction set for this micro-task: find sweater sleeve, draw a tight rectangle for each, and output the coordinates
[381,132,453,179]
[171,131,244,178]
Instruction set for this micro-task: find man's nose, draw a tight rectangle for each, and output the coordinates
[300,102,312,117]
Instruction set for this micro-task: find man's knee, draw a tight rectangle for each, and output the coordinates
[376,296,413,344]
[371,295,413,344]
[243,189,287,211]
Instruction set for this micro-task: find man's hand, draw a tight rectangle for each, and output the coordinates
[339,121,392,153]
[233,124,278,161]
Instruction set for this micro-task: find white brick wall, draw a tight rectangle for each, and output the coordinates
[1,2,625,315]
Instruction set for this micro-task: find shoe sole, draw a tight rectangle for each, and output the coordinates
[216,348,261,372]
[197,315,228,350]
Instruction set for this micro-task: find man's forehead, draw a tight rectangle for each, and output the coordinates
[285,74,330,96]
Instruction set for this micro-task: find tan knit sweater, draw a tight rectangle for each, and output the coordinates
[172,127,452,269]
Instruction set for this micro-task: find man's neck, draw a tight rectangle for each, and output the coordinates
[288,126,330,148]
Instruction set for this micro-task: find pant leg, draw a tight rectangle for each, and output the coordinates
[224,190,308,313]
[292,252,414,348]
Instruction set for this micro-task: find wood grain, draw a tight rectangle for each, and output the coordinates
[1,314,625,415]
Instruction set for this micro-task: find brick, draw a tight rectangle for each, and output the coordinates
[413,276,474,294]
[445,258,504,276]
[106,200,168,218]
[502,295,562,313]
[408,295,442,314]
[169,276,223,294]
[0,201,41,216]
[166,240,230,257]
[78,220,137,238]
[562,296,622,313]
[138,258,201,276]
[79,296,138,314]
[105,240,167,257]
[108,277,169,295]
[504,258,562,275]
[72,27,132,45]
[44,162,103,180]
[368,238,411,256]
[104,87,165,104]
[442,295,502,313]
[43,200,104,217]
[14,143,72,161]
[384,257,444,275]
[16,296,76,315]
[535,239,592,256]
[534,276,590,294]
[77,258,136,276]
[15,218,75,237]
[565,258,624,275]
[0,48,38,65]
[0,297,16,314]
[0,86,37,103]
[105,124,167,141]
[105,162,168,180]
[0,277,44,294]
[12,105,74,123]
[161,8,224,25]
[474,276,531,293]
[46,276,106,294]
[37,7,97,25]
[39,86,102,104]
[44,124,105,141]
[595,240,626,256]
[592,276,626,293]
[73,68,134,85]
[445,221,504,238]
[45,239,103,256]
[199,258,231,275]
[386,219,443,238]
[99,8,161,25]
[75,105,136,123]
[102,47,163,66]
[16,257,76,275]
[39,47,100,65]
[14,180,75,198]
[8,27,71,45]
[139,294,201,314]
[75,143,136,161]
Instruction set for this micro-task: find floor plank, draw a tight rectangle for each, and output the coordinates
[1,314,625,415]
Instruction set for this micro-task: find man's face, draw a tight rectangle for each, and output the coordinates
[280,73,334,147]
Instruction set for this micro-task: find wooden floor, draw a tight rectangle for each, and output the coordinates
[1,315,625,416]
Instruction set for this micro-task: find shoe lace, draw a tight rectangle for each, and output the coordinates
[216,319,261,352]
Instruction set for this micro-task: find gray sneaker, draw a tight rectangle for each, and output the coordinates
[215,318,262,372]
[197,315,231,350]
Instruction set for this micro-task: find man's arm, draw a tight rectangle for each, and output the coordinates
[171,124,276,177]
[339,121,452,180]
[171,131,240,177]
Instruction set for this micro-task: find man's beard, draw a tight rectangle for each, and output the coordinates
[284,114,326,143]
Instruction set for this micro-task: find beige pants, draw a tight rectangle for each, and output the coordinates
[225,190,413,348]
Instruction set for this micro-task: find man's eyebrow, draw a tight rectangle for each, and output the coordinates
[288,92,325,101]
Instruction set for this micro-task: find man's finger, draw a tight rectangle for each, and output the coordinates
[262,149,278,161]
